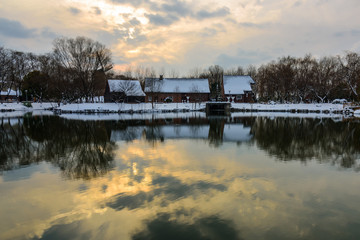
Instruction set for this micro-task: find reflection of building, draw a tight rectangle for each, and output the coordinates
[223,76,255,103]
[104,79,145,103]
[144,76,210,103]
[109,117,253,144]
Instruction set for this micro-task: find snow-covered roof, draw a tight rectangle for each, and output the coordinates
[107,79,145,96]
[223,75,254,95]
[0,89,19,96]
[145,78,210,93]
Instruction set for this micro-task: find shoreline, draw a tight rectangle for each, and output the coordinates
[0,102,355,116]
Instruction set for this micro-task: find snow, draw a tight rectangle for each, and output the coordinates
[0,102,57,111]
[354,109,360,117]
[108,79,145,96]
[145,78,210,93]
[223,76,254,95]
[60,111,206,121]
[231,103,346,113]
[56,102,206,113]
[0,101,355,119]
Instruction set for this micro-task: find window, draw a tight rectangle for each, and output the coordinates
[164,96,173,103]
[148,96,152,101]
[235,95,243,100]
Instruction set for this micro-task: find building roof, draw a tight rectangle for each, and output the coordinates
[145,78,210,93]
[223,75,254,95]
[107,79,145,96]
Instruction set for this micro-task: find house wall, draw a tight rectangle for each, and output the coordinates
[145,92,210,103]
[224,91,255,103]
[104,83,111,102]
[0,95,18,102]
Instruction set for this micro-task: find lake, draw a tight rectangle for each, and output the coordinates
[1,113,360,240]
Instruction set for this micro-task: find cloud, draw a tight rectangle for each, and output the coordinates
[215,49,272,68]
[160,0,193,17]
[68,7,81,15]
[92,7,102,15]
[40,27,58,39]
[201,24,227,37]
[238,22,269,29]
[129,18,141,26]
[195,7,230,20]
[334,29,360,38]
[0,18,36,38]
[293,0,302,7]
[146,13,179,26]
[110,0,155,8]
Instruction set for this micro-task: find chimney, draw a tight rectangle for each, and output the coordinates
[159,75,163,80]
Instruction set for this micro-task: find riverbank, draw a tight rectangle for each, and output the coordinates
[0,101,353,115]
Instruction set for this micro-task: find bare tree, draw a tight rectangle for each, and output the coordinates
[145,70,161,108]
[111,80,139,103]
[188,67,204,78]
[225,66,245,76]
[293,54,316,102]
[168,68,179,78]
[0,47,12,97]
[208,65,224,101]
[124,65,133,79]
[52,36,113,102]
[309,56,340,103]
[338,52,360,100]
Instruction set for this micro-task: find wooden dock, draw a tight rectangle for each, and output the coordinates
[206,102,231,115]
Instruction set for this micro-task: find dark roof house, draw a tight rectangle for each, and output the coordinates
[104,79,145,103]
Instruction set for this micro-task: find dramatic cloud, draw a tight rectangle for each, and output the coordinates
[146,13,179,26]
[195,7,230,20]
[68,7,81,15]
[0,0,359,73]
[92,7,102,15]
[0,18,35,38]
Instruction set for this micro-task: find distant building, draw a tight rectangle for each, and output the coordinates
[223,75,255,103]
[0,89,19,102]
[104,79,145,103]
[144,76,210,103]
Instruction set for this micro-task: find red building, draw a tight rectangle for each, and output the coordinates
[222,75,255,103]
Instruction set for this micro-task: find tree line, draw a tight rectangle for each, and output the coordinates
[1,36,113,102]
[1,35,360,103]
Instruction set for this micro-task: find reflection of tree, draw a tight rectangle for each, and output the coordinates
[208,118,225,147]
[0,116,115,179]
[0,117,35,171]
[251,117,360,171]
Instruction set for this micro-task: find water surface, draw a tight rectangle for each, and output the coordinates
[1,114,360,240]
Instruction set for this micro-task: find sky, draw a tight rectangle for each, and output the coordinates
[0,0,360,75]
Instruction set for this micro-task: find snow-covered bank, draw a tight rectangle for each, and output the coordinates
[0,102,57,111]
[56,102,205,113]
[0,102,354,116]
[231,103,348,113]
